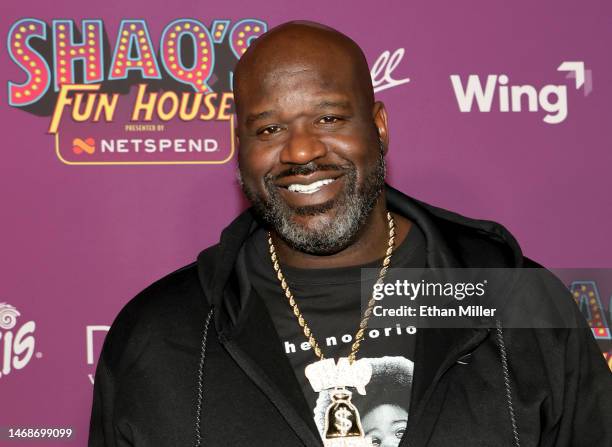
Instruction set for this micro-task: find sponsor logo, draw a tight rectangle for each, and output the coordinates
[450,61,591,124]
[0,303,36,379]
[7,18,266,165]
[86,325,109,384]
[371,48,410,94]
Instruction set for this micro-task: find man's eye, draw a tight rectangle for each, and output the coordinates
[257,125,282,135]
[318,116,341,124]
[395,428,406,439]
[370,437,381,446]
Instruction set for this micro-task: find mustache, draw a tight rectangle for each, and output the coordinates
[267,162,353,182]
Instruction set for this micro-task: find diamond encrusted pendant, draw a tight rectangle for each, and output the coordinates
[305,358,373,447]
[322,390,371,447]
[305,358,372,394]
[324,387,363,438]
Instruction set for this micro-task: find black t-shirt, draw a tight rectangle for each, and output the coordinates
[244,223,427,446]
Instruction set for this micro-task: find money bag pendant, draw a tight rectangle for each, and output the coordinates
[324,387,364,439]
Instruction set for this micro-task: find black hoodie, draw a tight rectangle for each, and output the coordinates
[89,184,612,447]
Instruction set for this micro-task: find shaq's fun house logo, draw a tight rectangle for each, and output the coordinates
[6,18,411,166]
[0,303,37,379]
[450,61,592,124]
[6,18,268,165]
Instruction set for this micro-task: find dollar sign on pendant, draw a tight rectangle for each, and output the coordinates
[324,388,364,439]
[334,407,354,435]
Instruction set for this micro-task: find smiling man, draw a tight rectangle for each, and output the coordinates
[89,21,611,447]
[233,21,410,263]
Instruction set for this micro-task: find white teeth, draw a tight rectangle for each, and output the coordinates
[287,178,335,194]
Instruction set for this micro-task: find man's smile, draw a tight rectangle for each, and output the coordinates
[287,178,335,194]
[275,174,346,206]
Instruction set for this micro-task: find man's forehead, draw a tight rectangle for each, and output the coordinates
[241,48,354,85]
[234,21,374,116]
[255,61,351,91]
[237,61,362,116]
[240,77,356,124]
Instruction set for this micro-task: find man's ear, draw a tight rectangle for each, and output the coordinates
[372,101,389,155]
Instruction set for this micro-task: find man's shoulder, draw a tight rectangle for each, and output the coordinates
[122,261,204,319]
[120,242,220,318]
[101,244,220,370]
[395,190,585,326]
[416,196,523,267]
[387,185,524,267]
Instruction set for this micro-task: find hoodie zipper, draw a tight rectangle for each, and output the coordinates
[194,308,214,447]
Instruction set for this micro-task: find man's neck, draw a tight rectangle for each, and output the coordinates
[270,195,412,269]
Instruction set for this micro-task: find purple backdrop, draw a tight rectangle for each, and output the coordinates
[1,0,610,444]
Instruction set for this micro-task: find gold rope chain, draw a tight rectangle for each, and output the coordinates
[267,211,396,364]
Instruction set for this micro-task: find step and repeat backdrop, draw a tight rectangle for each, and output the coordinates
[1,0,610,444]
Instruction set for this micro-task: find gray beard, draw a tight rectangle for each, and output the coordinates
[239,147,386,255]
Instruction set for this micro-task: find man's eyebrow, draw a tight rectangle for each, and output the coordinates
[245,100,351,124]
[246,110,274,125]
[316,100,352,110]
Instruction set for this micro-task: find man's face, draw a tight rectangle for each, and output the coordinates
[236,59,387,255]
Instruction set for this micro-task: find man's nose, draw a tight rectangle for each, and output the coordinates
[279,127,327,164]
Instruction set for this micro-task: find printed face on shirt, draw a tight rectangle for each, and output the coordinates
[363,404,408,447]
[234,23,389,255]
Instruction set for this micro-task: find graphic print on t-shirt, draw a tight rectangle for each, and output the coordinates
[304,355,414,446]
[244,221,427,447]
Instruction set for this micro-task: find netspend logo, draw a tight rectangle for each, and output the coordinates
[0,303,36,378]
[450,61,591,124]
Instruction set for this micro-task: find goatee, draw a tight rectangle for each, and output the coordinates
[239,146,386,255]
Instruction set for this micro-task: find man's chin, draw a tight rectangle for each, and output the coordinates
[278,227,351,255]
[276,210,358,255]
[289,198,337,217]
[287,212,336,233]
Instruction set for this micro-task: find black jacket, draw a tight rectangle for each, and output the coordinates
[89,184,612,446]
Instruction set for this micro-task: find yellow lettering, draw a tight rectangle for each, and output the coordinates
[131,84,157,121]
[216,92,233,120]
[157,91,179,121]
[199,93,218,120]
[48,84,100,134]
[178,92,203,121]
[92,93,119,123]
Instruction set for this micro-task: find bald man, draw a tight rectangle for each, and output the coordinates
[89,21,611,447]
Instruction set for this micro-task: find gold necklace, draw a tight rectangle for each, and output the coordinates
[267,211,396,445]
